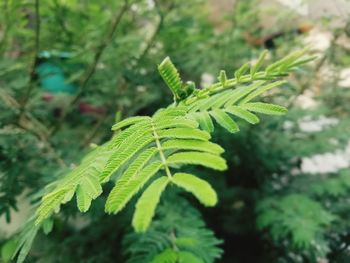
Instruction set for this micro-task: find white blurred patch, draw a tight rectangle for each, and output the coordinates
[301,150,350,174]
[303,29,332,52]
[277,0,309,16]
[295,90,318,109]
[338,68,350,88]
[283,120,294,130]
[147,0,155,9]
[298,115,339,133]
[201,73,215,87]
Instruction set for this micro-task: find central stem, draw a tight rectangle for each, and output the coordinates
[151,121,172,179]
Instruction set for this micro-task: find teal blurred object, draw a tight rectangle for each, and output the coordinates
[36,51,78,94]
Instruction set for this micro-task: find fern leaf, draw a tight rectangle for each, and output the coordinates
[201,90,232,111]
[158,128,211,141]
[250,50,268,78]
[210,109,239,133]
[101,133,154,182]
[167,152,227,171]
[112,116,151,131]
[238,80,286,104]
[158,57,184,101]
[35,189,67,225]
[105,161,163,214]
[218,70,227,86]
[234,62,250,82]
[111,147,158,192]
[223,81,265,108]
[225,106,260,124]
[109,120,152,149]
[76,185,92,212]
[15,227,39,263]
[241,102,287,115]
[189,90,231,112]
[265,49,307,74]
[79,174,102,199]
[178,251,204,263]
[155,117,198,130]
[172,173,217,206]
[61,188,76,204]
[153,107,188,119]
[150,249,178,263]
[192,111,214,133]
[132,176,169,232]
[162,139,224,155]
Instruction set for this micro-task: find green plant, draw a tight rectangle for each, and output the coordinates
[9,49,313,262]
[123,196,223,263]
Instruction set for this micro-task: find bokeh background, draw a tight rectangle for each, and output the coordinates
[1,0,350,262]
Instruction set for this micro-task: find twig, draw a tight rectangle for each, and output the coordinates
[20,0,41,112]
[50,0,130,135]
[81,77,128,147]
[136,0,168,62]
[52,0,73,43]
[0,0,9,54]
[0,90,66,168]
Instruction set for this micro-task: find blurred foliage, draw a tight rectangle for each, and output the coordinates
[1,0,350,263]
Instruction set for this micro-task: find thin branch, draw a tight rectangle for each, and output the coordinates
[50,0,130,135]
[0,0,9,54]
[0,90,66,168]
[20,0,41,112]
[52,0,74,43]
[136,0,168,62]
[81,76,127,147]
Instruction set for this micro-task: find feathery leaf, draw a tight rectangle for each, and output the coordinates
[241,102,288,115]
[167,152,227,171]
[172,173,218,206]
[210,109,239,133]
[132,176,169,232]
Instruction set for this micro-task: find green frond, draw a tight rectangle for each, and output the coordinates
[79,173,102,199]
[158,128,211,141]
[234,62,250,82]
[12,218,40,263]
[218,70,227,87]
[109,120,152,149]
[171,173,217,207]
[153,107,188,119]
[35,189,67,225]
[167,152,227,171]
[76,184,92,212]
[110,147,158,192]
[189,90,232,112]
[250,50,268,78]
[178,251,204,263]
[238,80,286,104]
[61,188,75,204]
[209,109,239,133]
[155,117,199,130]
[225,106,260,124]
[241,102,287,115]
[124,198,223,263]
[201,90,233,111]
[101,132,154,182]
[256,194,336,249]
[132,176,169,232]
[158,57,184,101]
[150,249,178,263]
[265,49,308,74]
[112,116,151,131]
[105,161,163,214]
[190,112,214,133]
[162,139,224,155]
[222,81,265,107]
